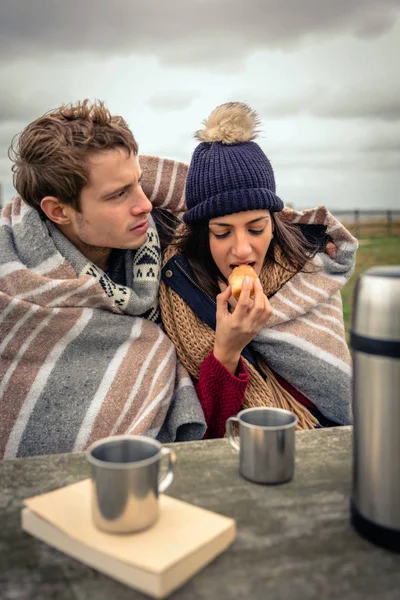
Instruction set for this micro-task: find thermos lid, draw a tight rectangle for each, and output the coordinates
[351,266,400,342]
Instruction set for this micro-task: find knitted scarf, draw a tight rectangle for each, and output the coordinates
[46,215,161,322]
[0,196,206,459]
[141,156,357,429]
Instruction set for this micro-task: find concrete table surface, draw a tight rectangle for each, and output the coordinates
[0,427,399,599]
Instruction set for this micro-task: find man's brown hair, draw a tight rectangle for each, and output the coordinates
[9,99,138,214]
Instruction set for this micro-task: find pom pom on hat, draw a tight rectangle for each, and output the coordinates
[195,102,261,145]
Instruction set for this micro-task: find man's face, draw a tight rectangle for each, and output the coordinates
[62,148,152,256]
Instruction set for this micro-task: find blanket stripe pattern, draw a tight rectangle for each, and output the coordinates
[252,206,357,424]
[0,188,206,459]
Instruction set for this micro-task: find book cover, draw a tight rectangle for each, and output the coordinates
[22,479,236,598]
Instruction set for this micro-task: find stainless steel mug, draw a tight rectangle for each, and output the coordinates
[226,407,297,484]
[351,265,400,552]
[87,435,176,534]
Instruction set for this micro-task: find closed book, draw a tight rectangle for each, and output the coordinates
[21,479,236,599]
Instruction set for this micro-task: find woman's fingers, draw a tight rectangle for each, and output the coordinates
[224,277,272,333]
[233,276,253,315]
[242,278,272,330]
[216,285,232,318]
[252,278,265,311]
[215,277,272,353]
[217,284,232,304]
[218,279,239,309]
[325,240,337,259]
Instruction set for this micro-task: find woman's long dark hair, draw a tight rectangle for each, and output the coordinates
[173,212,322,300]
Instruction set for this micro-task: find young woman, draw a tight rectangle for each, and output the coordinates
[159,102,357,438]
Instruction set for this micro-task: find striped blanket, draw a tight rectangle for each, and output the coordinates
[140,155,358,426]
[251,206,358,424]
[0,191,206,460]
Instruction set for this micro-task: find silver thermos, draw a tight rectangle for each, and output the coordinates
[351,265,400,551]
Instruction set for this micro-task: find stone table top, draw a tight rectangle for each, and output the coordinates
[0,426,399,599]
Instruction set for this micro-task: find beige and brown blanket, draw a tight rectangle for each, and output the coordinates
[0,171,206,459]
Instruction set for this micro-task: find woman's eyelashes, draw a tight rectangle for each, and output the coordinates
[212,228,265,239]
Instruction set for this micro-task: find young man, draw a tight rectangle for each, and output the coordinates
[0,100,206,459]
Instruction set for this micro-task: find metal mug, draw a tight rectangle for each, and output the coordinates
[226,407,297,484]
[87,435,176,534]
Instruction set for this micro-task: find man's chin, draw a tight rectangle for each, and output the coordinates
[121,231,149,250]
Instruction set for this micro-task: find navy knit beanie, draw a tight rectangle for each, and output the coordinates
[183,102,284,225]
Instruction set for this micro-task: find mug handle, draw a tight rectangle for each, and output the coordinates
[158,447,176,493]
[226,416,240,451]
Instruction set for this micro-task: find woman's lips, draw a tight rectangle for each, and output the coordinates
[230,261,255,270]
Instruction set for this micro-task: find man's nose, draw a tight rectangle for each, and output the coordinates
[131,188,153,215]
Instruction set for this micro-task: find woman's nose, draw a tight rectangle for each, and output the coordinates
[232,236,252,258]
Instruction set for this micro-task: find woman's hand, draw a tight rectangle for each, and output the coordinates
[213,276,272,374]
[325,240,337,259]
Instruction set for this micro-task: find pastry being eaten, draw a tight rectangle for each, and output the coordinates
[228,265,258,300]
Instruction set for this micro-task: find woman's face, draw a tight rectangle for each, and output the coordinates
[208,210,273,280]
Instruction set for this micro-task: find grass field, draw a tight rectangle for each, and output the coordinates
[340,229,400,338]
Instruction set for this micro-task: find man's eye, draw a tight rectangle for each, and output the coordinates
[249,229,265,236]
[112,189,127,200]
[214,232,230,239]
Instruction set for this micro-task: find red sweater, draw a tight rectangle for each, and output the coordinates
[195,351,317,439]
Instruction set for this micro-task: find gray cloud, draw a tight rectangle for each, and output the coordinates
[0,0,399,66]
[142,132,194,163]
[0,123,21,149]
[0,155,13,188]
[0,1,399,211]
[0,88,67,125]
[363,133,400,154]
[275,153,400,172]
[266,131,400,171]
[147,92,197,112]
[0,93,42,124]
[0,123,25,187]
[315,95,400,121]
[250,85,400,122]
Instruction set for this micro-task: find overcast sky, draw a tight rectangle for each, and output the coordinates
[1,0,399,210]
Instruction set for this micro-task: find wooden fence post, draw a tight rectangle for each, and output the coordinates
[387,210,392,236]
[355,209,360,238]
